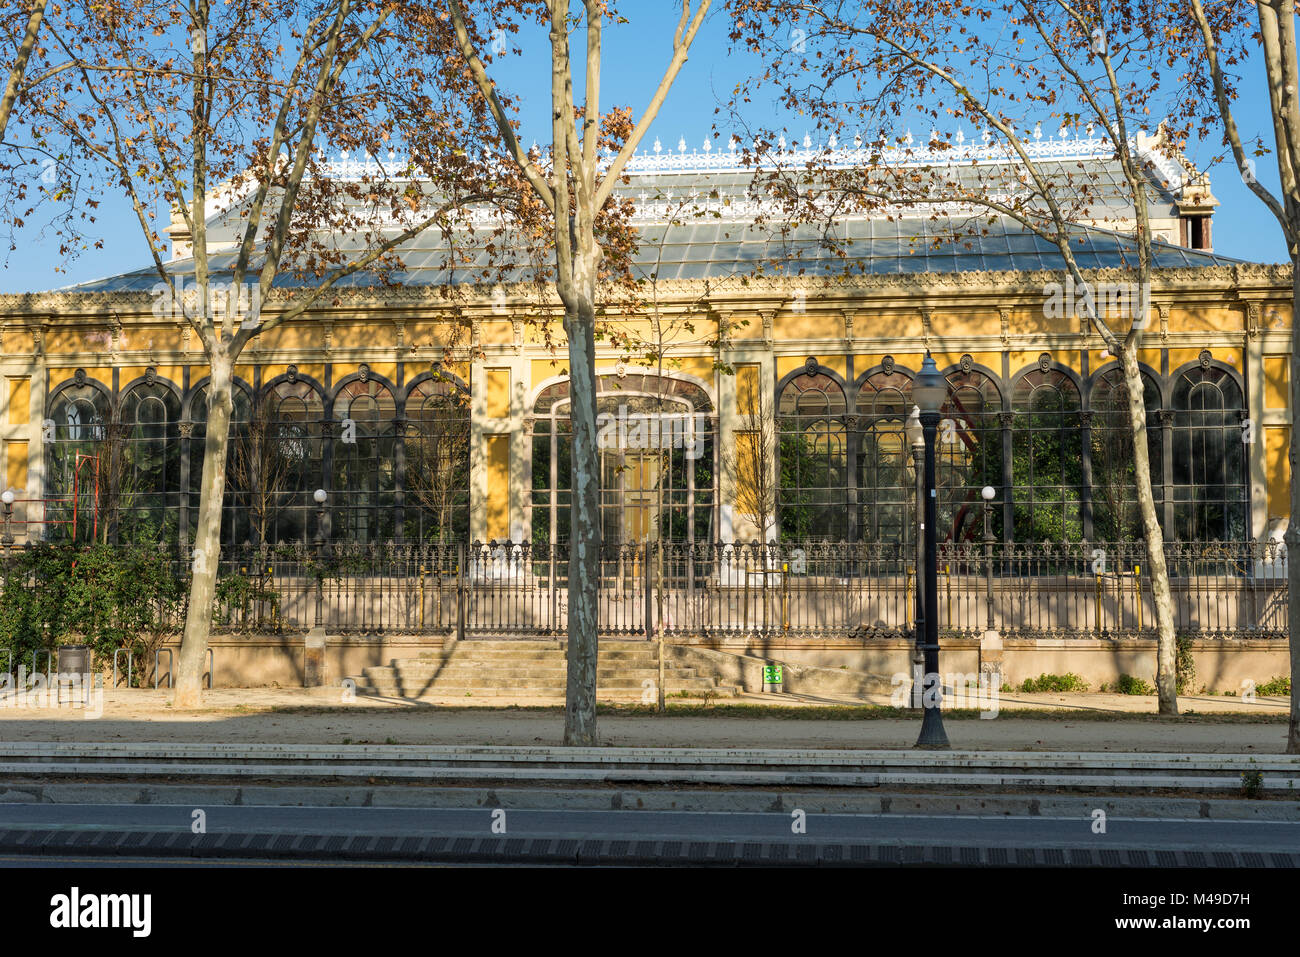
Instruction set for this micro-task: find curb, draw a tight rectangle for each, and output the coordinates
[4,781,1299,820]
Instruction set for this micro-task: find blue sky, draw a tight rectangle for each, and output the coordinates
[0,6,1288,293]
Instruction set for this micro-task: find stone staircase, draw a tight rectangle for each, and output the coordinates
[350,639,742,702]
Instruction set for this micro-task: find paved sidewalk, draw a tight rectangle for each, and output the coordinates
[1,685,1289,714]
[0,687,1289,752]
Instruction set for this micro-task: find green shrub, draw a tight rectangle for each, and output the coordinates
[1017,673,1089,693]
[1175,633,1196,695]
[1255,676,1291,697]
[0,539,187,673]
[1241,770,1264,799]
[213,569,283,631]
[1115,674,1155,695]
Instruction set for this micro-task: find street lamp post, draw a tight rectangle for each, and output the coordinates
[313,488,327,628]
[981,485,997,633]
[905,406,925,710]
[1,489,14,584]
[1,489,14,549]
[913,354,950,749]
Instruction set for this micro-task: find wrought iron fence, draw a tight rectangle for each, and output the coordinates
[0,539,1287,640]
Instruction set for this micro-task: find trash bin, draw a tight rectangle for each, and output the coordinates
[56,645,91,705]
[58,645,91,676]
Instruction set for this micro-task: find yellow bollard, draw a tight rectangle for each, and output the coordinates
[1134,564,1142,632]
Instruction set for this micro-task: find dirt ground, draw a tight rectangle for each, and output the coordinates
[0,687,1289,752]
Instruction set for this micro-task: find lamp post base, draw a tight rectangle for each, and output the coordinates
[915,706,950,749]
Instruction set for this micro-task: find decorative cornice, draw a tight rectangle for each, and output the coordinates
[2,263,1291,318]
[623,132,1130,175]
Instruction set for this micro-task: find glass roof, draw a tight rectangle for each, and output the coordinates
[59,214,1244,293]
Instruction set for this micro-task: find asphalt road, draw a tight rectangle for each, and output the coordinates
[3,802,1298,857]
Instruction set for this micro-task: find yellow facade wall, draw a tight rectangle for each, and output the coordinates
[267,363,326,385]
[874,354,925,375]
[1167,348,1242,374]
[736,366,761,415]
[666,356,715,385]
[733,431,763,514]
[118,366,186,387]
[1008,348,1050,374]
[929,311,988,338]
[525,320,564,347]
[531,358,568,387]
[1265,357,1290,409]
[44,329,90,353]
[930,352,1003,375]
[400,321,466,351]
[1266,426,1290,520]
[729,315,763,341]
[773,312,843,340]
[330,324,385,350]
[857,313,925,340]
[1169,304,1242,333]
[485,434,510,540]
[486,368,511,418]
[481,320,513,345]
[5,441,26,491]
[7,379,28,426]
[777,354,847,381]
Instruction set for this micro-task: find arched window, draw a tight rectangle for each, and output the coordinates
[1011,368,1083,541]
[1089,365,1161,542]
[333,378,397,543]
[45,380,110,541]
[777,370,847,541]
[259,380,325,543]
[855,369,913,544]
[116,381,182,538]
[530,373,716,544]
[937,369,1001,543]
[405,376,470,543]
[1171,365,1247,540]
[191,382,253,545]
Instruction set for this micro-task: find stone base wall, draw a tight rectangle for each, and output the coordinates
[125,633,1291,695]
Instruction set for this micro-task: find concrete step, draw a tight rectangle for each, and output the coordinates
[414,640,654,651]
[410,652,661,665]
[416,647,655,660]
[350,638,742,702]
[371,660,670,676]
[361,670,717,686]
[354,681,739,699]
[369,667,698,683]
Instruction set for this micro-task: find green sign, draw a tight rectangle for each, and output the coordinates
[763,665,783,684]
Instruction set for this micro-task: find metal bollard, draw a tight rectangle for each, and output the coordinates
[154,648,173,689]
[113,649,134,688]
[30,649,51,684]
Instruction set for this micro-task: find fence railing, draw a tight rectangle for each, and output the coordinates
[0,539,1288,640]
